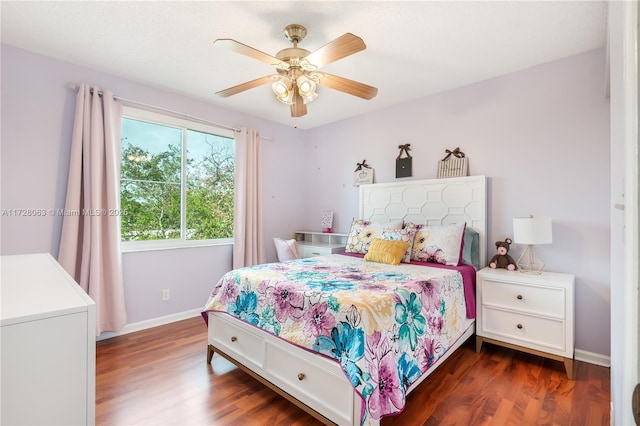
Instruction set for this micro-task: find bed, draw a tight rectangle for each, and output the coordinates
[202,175,487,425]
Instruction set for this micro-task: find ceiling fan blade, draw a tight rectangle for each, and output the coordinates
[215,75,273,98]
[214,39,281,66]
[290,90,307,117]
[304,33,366,68]
[317,73,378,100]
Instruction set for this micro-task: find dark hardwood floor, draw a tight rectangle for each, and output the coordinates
[96,317,610,425]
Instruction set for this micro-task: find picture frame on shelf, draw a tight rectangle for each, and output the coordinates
[353,159,374,186]
[396,144,412,178]
[321,210,334,233]
[437,147,468,178]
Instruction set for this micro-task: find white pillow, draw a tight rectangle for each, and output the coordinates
[273,238,300,262]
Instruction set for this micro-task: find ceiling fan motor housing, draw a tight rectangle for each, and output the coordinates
[276,47,311,63]
[278,24,311,67]
[284,24,307,44]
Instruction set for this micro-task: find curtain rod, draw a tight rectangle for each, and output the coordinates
[68,83,241,133]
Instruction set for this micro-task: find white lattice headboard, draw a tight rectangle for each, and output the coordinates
[359,175,487,267]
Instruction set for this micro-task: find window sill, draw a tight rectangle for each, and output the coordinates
[121,238,233,253]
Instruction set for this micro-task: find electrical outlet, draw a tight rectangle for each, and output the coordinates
[162,289,170,301]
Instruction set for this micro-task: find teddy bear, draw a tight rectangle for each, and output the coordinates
[489,238,517,271]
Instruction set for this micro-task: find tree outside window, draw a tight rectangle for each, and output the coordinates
[120,110,234,246]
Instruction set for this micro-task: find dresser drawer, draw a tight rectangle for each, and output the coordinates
[481,306,566,353]
[265,340,354,425]
[209,314,265,370]
[482,279,565,318]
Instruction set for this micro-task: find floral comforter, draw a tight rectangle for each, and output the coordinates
[202,254,473,423]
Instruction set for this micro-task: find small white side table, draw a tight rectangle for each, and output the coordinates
[475,267,575,379]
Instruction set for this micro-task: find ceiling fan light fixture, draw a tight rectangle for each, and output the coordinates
[214,24,377,118]
[272,77,294,104]
[297,75,318,104]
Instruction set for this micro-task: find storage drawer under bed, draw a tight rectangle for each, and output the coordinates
[207,312,357,425]
[209,313,265,370]
[265,339,354,425]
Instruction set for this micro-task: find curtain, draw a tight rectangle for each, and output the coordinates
[233,128,265,268]
[58,83,127,335]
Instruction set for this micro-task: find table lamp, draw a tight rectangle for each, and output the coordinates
[512,215,552,274]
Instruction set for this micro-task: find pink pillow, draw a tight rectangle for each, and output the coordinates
[273,238,300,262]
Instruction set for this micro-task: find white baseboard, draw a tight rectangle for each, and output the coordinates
[610,402,614,426]
[96,308,203,341]
[575,348,611,367]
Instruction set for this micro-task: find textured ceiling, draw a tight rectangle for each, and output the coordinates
[1,1,608,129]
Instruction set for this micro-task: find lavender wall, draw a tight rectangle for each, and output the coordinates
[303,49,611,356]
[0,44,308,324]
[1,44,611,356]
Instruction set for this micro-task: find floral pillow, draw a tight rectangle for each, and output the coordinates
[381,228,416,263]
[406,222,466,265]
[345,218,403,254]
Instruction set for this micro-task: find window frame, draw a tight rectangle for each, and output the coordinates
[120,106,235,252]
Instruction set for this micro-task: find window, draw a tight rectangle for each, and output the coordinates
[120,107,235,249]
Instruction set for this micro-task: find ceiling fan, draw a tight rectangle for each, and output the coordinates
[213,24,378,118]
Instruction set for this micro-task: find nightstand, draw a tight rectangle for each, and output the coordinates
[475,267,575,379]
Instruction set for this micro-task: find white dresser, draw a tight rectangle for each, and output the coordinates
[475,267,575,379]
[1,253,96,425]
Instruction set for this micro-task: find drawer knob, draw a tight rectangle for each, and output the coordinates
[297,373,305,381]
[517,324,523,329]
[517,294,523,300]
[230,336,237,342]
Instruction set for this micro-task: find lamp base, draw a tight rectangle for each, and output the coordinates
[516,245,545,274]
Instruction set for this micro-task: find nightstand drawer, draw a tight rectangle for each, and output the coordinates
[482,279,565,318]
[481,306,566,353]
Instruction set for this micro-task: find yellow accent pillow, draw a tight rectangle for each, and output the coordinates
[364,238,410,265]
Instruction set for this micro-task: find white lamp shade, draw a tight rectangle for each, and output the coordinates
[513,216,553,245]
